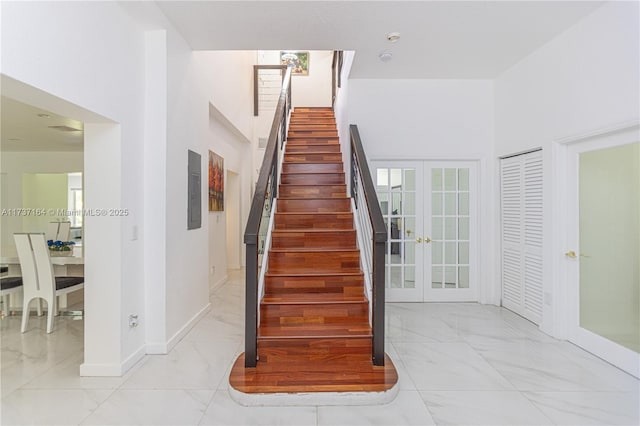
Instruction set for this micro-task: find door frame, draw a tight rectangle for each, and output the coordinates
[556,120,640,377]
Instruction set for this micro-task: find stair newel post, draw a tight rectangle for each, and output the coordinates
[244,240,258,367]
[372,236,386,366]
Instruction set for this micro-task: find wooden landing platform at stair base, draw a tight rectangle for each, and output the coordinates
[229,353,398,394]
[229,107,398,398]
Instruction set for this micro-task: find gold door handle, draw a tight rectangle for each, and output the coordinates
[565,250,577,259]
[406,230,412,236]
[425,237,432,244]
[416,237,422,243]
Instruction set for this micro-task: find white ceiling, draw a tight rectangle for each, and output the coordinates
[156,0,605,79]
[1,96,84,152]
[1,1,604,153]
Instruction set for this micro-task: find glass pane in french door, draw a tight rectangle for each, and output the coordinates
[376,166,419,295]
[430,167,471,290]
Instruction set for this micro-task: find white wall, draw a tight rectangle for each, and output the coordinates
[22,173,68,233]
[495,1,639,337]
[257,50,333,108]
[347,79,498,304]
[225,171,242,270]
[162,47,256,347]
[1,1,258,374]
[2,3,255,375]
[495,2,639,156]
[2,0,148,375]
[206,105,252,291]
[290,50,333,107]
[348,79,494,159]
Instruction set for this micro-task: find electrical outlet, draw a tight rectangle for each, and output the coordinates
[129,314,139,328]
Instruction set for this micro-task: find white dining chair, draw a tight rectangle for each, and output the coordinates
[0,276,23,317]
[45,222,59,241]
[45,221,72,242]
[57,222,71,242]
[14,233,84,333]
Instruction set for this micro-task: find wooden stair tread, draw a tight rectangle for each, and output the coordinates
[272,228,356,233]
[282,169,344,176]
[287,134,338,138]
[280,172,344,175]
[283,160,344,164]
[266,271,363,277]
[276,197,349,200]
[278,183,346,187]
[269,247,359,253]
[262,293,367,304]
[274,212,352,215]
[284,150,341,154]
[258,323,372,339]
[271,229,356,249]
[286,138,339,142]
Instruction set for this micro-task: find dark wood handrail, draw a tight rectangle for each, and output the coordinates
[244,66,292,367]
[349,124,387,366]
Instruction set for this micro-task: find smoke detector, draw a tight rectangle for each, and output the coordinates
[378,51,393,62]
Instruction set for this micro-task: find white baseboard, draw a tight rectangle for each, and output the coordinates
[81,304,211,375]
[210,275,229,293]
[79,362,122,377]
[122,345,147,374]
[80,344,146,377]
[165,302,211,352]
[145,303,212,354]
[145,341,168,354]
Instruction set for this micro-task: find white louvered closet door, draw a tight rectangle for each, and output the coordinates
[500,151,543,324]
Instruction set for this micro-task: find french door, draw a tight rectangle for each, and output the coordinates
[372,160,478,302]
[565,130,639,377]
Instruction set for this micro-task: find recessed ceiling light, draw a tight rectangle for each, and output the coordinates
[37,113,51,118]
[379,51,393,63]
[386,32,401,43]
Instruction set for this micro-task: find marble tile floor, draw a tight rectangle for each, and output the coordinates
[1,270,638,425]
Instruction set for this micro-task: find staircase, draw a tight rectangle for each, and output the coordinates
[230,108,397,394]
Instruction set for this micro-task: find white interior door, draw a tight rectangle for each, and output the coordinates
[500,151,544,324]
[373,160,478,302]
[566,131,639,377]
[374,162,424,302]
[424,162,478,302]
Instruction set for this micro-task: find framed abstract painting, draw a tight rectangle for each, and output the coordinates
[208,151,224,211]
